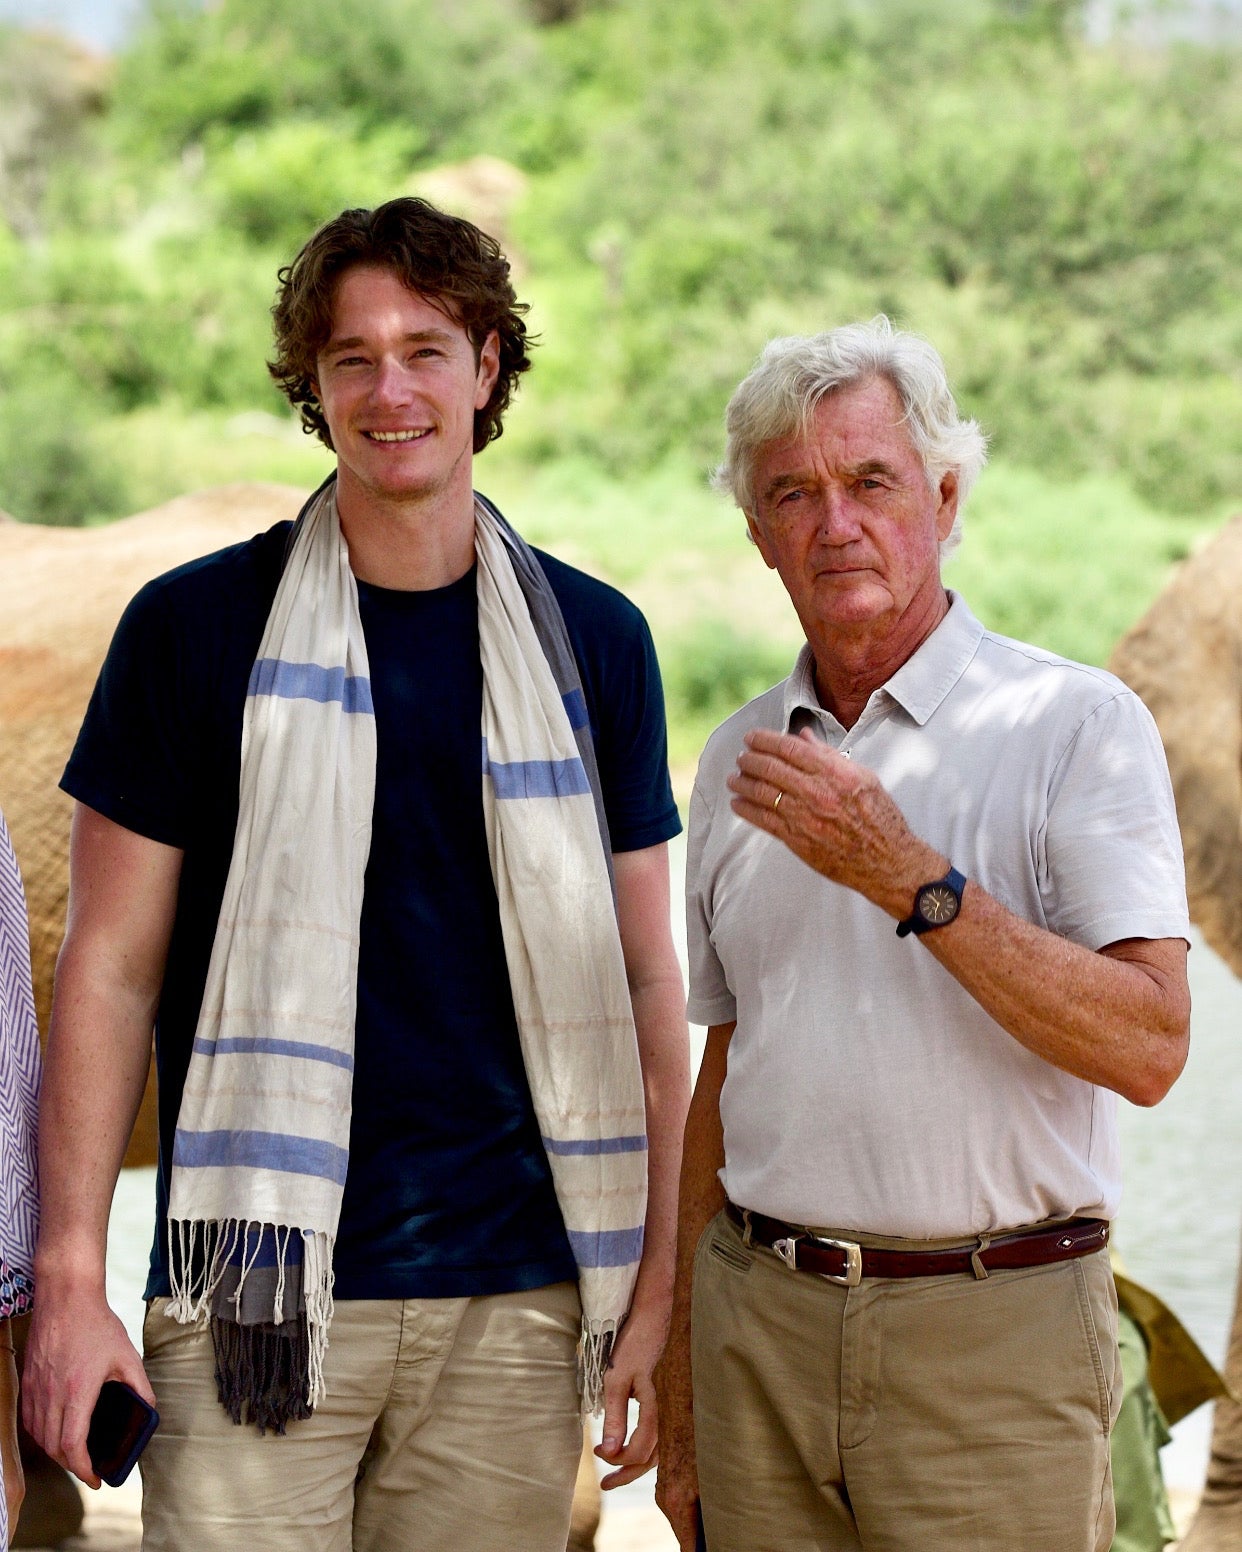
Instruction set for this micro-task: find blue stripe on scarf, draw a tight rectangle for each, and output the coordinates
[194,1036,354,1072]
[542,1134,647,1156]
[248,657,374,714]
[173,1128,350,1185]
[562,687,590,730]
[481,738,591,799]
[566,1227,645,1268]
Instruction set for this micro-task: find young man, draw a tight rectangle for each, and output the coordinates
[25,198,688,1552]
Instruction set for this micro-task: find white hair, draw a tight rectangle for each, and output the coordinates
[713,316,988,559]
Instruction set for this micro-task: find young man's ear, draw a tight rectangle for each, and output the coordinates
[474,332,501,410]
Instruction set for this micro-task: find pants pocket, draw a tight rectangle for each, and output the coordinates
[703,1216,754,1275]
[1072,1254,1121,1432]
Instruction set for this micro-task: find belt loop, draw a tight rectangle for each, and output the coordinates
[970,1233,992,1280]
[740,1209,753,1248]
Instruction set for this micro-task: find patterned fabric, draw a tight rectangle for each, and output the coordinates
[476,505,647,1406]
[166,482,646,1430]
[0,810,40,1318]
[1,806,42,1552]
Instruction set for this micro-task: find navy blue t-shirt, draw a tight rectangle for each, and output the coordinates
[62,509,681,1301]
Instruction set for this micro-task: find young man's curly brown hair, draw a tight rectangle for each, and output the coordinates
[269,197,532,453]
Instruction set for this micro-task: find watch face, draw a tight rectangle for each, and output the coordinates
[918,883,960,925]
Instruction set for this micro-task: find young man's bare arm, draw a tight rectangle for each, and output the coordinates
[595,842,691,1490]
[23,804,181,1486]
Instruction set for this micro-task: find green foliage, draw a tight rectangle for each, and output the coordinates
[0,0,1238,759]
[943,462,1218,668]
[0,370,128,525]
[6,0,1241,516]
[496,0,1242,507]
[201,117,422,251]
[89,405,334,518]
[659,618,793,766]
[113,0,540,157]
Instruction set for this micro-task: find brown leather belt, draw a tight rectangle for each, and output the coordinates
[725,1201,1109,1286]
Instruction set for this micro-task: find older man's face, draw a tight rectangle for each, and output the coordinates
[747,376,958,653]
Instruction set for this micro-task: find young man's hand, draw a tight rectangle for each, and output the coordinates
[594,1301,666,1490]
[23,1289,154,1489]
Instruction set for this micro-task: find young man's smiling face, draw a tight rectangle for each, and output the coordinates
[313,264,500,518]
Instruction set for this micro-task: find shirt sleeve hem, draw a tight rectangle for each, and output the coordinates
[609,810,683,854]
[1076,913,1193,952]
[59,770,188,852]
[687,995,737,1026]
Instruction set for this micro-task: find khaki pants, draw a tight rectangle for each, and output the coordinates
[692,1210,1121,1552]
[140,1283,583,1552]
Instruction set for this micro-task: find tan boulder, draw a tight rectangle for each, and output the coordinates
[0,483,307,1166]
[1111,513,1242,1551]
[1110,513,1242,980]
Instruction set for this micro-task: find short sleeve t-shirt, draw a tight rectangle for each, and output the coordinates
[63,510,681,1301]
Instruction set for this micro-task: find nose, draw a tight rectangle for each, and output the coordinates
[815,486,862,543]
[370,354,414,406]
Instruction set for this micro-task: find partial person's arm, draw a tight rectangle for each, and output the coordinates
[23,804,179,1486]
[595,843,691,1490]
[1,1316,22,1530]
[732,728,1190,1105]
[654,1021,731,1552]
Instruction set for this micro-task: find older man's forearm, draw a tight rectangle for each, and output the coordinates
[922,881,1190,1106]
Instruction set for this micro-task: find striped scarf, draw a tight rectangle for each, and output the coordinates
[1,808,41,1551]
[166,481,647,1429]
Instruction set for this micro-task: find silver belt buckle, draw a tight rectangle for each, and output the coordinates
[772,1233,864,1287]
[772,1235,803,1270]
[816,1236,864,1287]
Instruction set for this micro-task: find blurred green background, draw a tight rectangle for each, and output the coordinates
[2,0,1240,786]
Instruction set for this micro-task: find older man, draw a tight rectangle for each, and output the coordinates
[656,318,1191,1552]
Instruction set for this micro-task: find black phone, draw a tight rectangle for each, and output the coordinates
[86,1379,160,1487]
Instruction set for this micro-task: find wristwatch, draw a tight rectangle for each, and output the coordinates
[895,866,967,938]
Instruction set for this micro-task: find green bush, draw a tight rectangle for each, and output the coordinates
[202,118,422,251]
[113,0,540,156]
[0,376,127,526]
[663,618,792,722]
[1,0,1240,577]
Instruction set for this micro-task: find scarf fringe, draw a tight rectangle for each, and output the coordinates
[210,1313,314,1434]
[578,1318,620,1416]
[166,1217,333,1428]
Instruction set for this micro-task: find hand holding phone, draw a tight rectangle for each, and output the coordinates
[86,1380,159,1487]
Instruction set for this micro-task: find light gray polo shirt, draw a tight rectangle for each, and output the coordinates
[686,593,1189,1238]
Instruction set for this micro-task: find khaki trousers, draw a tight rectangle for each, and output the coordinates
[692,1210,1121,1552]
[139,1282,583,1552]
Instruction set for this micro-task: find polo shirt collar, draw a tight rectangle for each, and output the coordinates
[782,590,985,731]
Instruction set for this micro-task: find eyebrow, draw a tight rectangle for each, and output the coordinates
[761,470,813,503]
[760,459,901,504]
[321,328,457,359]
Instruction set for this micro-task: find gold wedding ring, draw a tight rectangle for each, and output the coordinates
[772,790,783,813]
